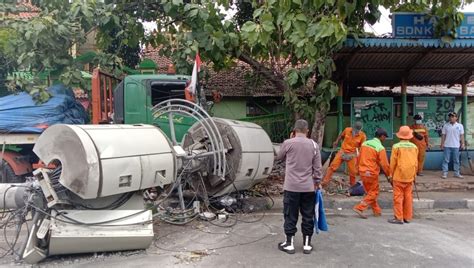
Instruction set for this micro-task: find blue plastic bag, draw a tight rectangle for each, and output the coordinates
[0,85,88,133]
[314,189,328,234]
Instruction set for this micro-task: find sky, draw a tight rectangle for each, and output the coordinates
[365,4,474,36]
[143,4,474,36]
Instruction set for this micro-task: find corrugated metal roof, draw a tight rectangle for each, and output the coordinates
[364,85,474,96]
[345,38,474,48]
[336,38,474,87]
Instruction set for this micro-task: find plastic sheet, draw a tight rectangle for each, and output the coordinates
[0,85,88,133]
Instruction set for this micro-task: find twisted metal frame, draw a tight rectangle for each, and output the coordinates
[151,99,226,179]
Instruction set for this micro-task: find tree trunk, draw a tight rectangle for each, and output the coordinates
[311,108,327,145]
[237,53,288,93]
[238,53,326,143]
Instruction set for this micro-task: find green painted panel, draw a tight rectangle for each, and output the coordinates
[124,78,147,123]
[465,101,474,149]
[325,115,400,148]
[413,97,455,138]
[324,115,351,148]
[351,97,394,139]
[210,99,247,119]
[152,115,196,144]
[239,112,291,143]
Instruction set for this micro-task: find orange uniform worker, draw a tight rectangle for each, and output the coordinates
[353,128,390,219]
[388,126,418,225]
[410,114,430,176]
[322,122,366,187]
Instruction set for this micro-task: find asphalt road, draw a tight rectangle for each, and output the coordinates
[1,210,473,267]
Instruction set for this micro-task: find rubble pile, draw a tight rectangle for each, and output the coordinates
[270,160,285,177]
[324,176,350,196]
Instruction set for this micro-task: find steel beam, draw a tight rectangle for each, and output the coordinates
[401,78,408,126]
[337,81,344,134]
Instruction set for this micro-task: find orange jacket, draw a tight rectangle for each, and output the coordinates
[358,138,390,177]
[410,124,429,150]
[390,141,418,183]
[340,127,366,153]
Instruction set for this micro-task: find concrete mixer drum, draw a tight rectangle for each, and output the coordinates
[183,118,274,197]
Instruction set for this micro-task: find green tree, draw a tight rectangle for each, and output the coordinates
[1,0,122,102]
[0,29,15,96]
[2,0,471,142]
[109,0,471,143]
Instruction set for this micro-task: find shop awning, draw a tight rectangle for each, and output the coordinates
[334,38,474,87]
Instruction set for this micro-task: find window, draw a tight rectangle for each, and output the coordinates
[246,101,267,117]
[150,80,187,106]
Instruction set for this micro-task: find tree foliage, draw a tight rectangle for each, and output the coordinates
[0,0,122,102]
[0,29,15,95]
[125,0,470,142]
[106,0,469,141]
[1,0,472,140]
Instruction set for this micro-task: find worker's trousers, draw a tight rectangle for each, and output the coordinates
[354,175,381,214]
[417,147,426,174]
[392,181,413,221]
[283,191,315,236]
[322,150,358,186]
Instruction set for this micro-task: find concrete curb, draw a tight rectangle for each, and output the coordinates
[267,196,474,210]
[466,199,474,209]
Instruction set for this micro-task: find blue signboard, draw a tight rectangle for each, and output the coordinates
[392,12,474,39]
[458,13,474,38]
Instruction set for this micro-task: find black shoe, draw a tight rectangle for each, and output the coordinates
[303,235,313,254]
[403,220,410,224]
[388,218,404,224]
[278,235,295,254]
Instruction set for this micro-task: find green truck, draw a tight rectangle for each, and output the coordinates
[95,71,196,141]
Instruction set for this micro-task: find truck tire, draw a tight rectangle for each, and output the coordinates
[0,161,24,183]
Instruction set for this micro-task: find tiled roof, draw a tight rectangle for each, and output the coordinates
[202,63,283,97]
[142,48,283,97]
[144,46,474,98]
[141,48,173,73]
[4,1,40,19]
[12,12,38,19]
[17,1,40,12]
[73,88,89,99]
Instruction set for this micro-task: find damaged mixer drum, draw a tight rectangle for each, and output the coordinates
[183,118,274,197]
[18,124,176,263]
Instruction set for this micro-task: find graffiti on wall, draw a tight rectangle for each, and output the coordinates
[352,97,394,139]
[414,97,455,137]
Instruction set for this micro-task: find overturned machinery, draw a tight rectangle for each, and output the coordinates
[0,100,274,264]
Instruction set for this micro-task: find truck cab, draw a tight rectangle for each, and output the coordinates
[113,74,189,124]
[91,70,194,142]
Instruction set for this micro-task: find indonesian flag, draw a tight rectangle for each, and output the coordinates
[185,52,201,102]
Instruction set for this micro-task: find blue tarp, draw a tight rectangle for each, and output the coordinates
[0,85,88,133]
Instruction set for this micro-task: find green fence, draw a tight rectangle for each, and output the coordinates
[239,113,292,143]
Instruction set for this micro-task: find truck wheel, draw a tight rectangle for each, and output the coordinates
[0,161,24,183]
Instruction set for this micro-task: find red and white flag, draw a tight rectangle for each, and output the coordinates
[185,52,201,102]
